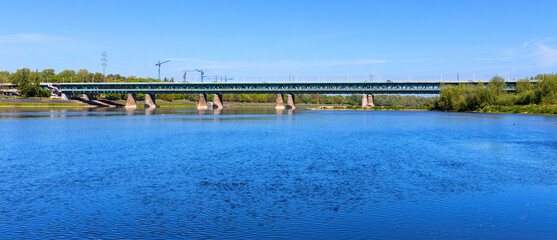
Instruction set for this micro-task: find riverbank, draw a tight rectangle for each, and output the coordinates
[475,105,557,115]
[0,97,335,109]
[0,97,91,107]
[0,97,195,108]
[2,97,556,115]
[312,106,429,111]
[310,104,557,115]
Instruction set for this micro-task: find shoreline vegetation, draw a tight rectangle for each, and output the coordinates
[429,74,557,115]
[1,68,556,115]
[1,96,556,115]
[474,104,557,115]
[312,106,428,111]
[311,104,557,115]
[1,97,555,115]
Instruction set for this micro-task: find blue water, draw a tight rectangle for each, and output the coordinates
[1,107,556,239]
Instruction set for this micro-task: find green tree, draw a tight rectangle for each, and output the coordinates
[58,70,76,83]
[486,75,506,100]
[430,75,550,112]
[86,73,94,82]
[40,69,55,82]
[0,71,9,85]
[59,70,76,78]
[160,94,179,101]
[515,79,534,93]
[49,75,62,83]
[539,74,557,104]
[93,72,104,82]
[77,69,89,82]
[8,68,50,97]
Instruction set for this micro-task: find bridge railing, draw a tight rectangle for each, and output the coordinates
[43,81,522,94]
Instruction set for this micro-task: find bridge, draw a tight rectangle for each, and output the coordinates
[41,81,518,109]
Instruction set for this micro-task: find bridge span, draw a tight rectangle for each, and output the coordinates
[45,81,519,110]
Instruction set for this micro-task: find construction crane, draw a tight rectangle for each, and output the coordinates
[155,60,171,80]
[181,70,196,83]
[195,69,205,82]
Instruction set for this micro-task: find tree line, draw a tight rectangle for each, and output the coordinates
[102,93,434,106]
[1,68,175,97]
[2,68,436,106]
[2,69,51,97]
[430,74,557,112]
[1,68,173,85]
[5,68,554,110]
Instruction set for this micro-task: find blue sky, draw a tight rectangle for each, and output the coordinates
[1,0,556,82]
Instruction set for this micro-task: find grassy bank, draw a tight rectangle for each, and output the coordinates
[156,103,197,107]
[476,105,557,115]
[230,104,275,107]
[314,104,557,115]
[230,104,331,108]
[2,98,555,115]
[315,106,428,111]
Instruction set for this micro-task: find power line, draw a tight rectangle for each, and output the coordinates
[101,51,107,82]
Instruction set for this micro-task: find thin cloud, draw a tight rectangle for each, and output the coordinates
[0,34,68,43]
[523,37,552,48]
[489,38,557,68]
[522,39,537,48]
[520,38,557,66]
[535,42,557,66]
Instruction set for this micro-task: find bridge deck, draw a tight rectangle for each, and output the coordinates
[47,81,519,94]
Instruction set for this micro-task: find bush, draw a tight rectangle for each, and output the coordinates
[495,94,517,106]
[104,93,126,100]
[431,74,557,112]
[515,90,541,105]
[9,68,51,97]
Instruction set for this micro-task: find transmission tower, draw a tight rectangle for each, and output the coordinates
[101,51,107,82]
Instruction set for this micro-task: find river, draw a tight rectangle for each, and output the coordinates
[0,107,556,239]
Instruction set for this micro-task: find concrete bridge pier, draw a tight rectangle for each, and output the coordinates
[361,94,375,107]
[361,94,368,107]
[367,94,375,107]
[286,94,296,109]
[61,93,72,100]
[145,94,157,108]
[126,93,137,108]
[276,94,285,109]
[213,94,224,109]
[197,93,208,110]
[82,94,95,101]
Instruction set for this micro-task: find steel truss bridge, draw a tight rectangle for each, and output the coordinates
[46,81,519,95]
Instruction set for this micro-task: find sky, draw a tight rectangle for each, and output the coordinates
[1,0,556,82]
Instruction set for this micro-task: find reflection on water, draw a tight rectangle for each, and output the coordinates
[0,108,556,239]
[144,107,156,115]
[0,106,296,119]
[124,105,137,112]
